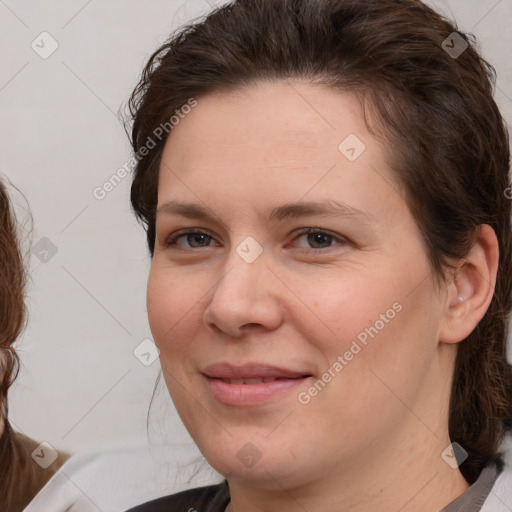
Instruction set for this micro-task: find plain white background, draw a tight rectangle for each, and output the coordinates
[1,0,511,458]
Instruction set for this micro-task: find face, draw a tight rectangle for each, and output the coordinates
[147,81,450,489]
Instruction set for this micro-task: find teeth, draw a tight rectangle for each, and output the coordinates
[222,377,278,384]
[218,376,307,384]
[244,378,263,384]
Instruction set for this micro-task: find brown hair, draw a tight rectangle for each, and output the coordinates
[126,0,512,483]
[0,178,28,502]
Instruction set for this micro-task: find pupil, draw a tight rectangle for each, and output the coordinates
[190,234,208,247]
[309,233,330,248]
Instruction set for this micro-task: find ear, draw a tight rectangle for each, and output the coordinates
[439,224,499,344]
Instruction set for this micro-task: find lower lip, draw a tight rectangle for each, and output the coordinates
[206,376,310,406]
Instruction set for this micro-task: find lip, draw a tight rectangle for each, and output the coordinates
[202,362,313,406]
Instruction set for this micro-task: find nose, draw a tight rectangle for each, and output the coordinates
[202,243,284,338]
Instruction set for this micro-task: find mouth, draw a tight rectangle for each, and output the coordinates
[202,362,313,406]
[216,376,303,384]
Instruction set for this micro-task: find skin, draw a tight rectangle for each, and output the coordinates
[147,80,498,512]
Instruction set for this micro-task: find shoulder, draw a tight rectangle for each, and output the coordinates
[4,431,70,511]
[482,433,512,510]
[23,444,223,512]
[126,481,230,512]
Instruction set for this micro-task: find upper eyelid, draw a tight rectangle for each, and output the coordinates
[167,228,219,244]
[165,227,348,248]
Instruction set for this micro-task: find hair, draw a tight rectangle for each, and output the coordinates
[126,0,512,483]
[0,178,28,502]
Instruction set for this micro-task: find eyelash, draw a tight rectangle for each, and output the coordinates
[164,228,349,253]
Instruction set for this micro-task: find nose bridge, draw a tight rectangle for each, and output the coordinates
[234,234,265,266]
[217,234,266,299]
[204,234,282,335]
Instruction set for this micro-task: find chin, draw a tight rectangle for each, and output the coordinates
[196,436,316,490]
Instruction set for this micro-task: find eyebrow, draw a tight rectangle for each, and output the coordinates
[156,199,375,227]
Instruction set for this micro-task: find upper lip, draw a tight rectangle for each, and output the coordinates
[202,362,311,380]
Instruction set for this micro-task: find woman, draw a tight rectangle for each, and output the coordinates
[0,179,70,511]
[125,0,512,510]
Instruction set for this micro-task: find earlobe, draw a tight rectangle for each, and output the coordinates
[439,224,499,345]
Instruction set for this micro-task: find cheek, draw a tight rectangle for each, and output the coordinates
[309,269,440,411]
[146,266,201,357]
[290,263,402,348]
[298,259,436,378]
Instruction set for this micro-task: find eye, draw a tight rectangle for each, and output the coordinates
[290,228,349,252]
[165,229,218,249]
[164,227,349,252]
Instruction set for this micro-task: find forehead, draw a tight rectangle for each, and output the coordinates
[157,80,402,223]
[165,81,369,161]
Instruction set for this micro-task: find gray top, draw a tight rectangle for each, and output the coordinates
[441,460,502,512]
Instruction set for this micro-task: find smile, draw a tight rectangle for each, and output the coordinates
[202,363,313,406]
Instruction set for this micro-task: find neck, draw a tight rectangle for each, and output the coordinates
[226,424,470,512]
